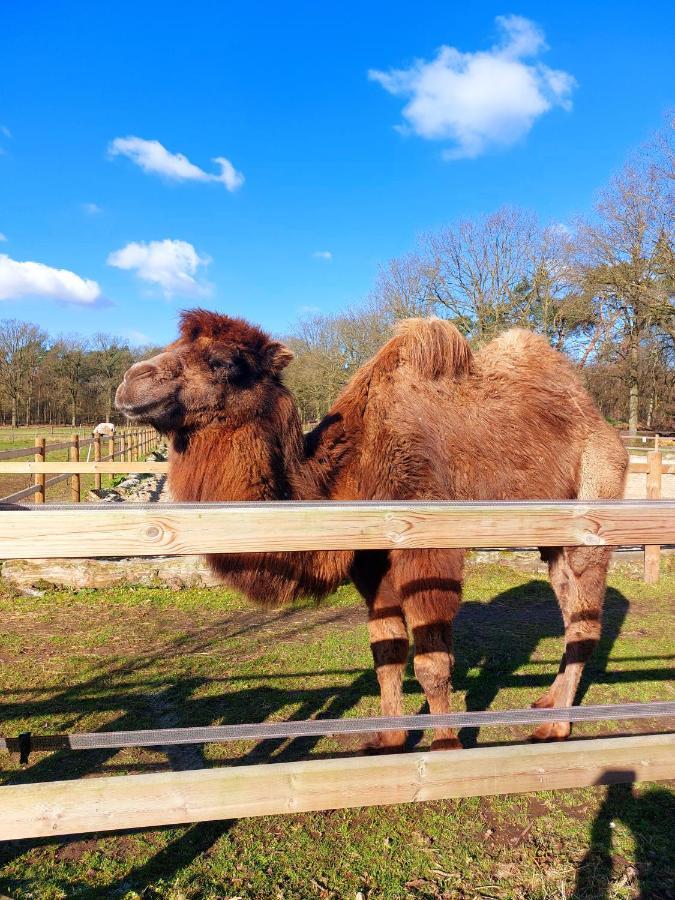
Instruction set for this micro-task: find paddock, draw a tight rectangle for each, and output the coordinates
[0,498,672,845]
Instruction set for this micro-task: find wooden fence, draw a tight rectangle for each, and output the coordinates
[0,499,672,840]
[0,427,158,503]
[0,444,671,580]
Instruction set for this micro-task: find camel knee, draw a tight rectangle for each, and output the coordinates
[565,620,601,664]
[414,650,452,696]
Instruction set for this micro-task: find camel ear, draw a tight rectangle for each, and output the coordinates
[264,341,294,373]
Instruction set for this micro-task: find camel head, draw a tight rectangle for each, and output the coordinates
[115,308,294,432]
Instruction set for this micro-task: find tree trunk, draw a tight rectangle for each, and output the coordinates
[627,339,640,436]
[71,397,76,428]
[11,396,17,429]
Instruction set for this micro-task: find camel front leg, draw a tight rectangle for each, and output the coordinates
[395,549,464,750]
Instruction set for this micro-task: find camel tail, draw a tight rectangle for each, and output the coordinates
[394,317,472,379]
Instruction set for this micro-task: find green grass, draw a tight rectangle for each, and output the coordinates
[0,563,672,899]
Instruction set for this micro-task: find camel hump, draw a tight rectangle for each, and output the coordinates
[393,317,472,379]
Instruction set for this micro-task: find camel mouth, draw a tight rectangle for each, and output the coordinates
[114,394,183,431]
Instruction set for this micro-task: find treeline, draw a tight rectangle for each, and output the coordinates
[285,122,674,433]
[1,123,672,432]
[0,324,158,426]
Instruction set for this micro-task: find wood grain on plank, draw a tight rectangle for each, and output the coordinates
[2,734,672,840]
[0,501,672,559]
[0,461,169,474]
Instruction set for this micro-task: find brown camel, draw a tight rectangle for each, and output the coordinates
[115,310,628,750]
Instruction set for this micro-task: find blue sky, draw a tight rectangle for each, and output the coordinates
[0,0,673,346]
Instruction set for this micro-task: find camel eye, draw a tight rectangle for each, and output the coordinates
[208,357,232,373]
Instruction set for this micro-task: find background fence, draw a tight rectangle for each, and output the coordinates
[0,427,158,504]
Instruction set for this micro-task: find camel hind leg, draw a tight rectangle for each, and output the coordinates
[532,545,611,741]
[532,435,626,741]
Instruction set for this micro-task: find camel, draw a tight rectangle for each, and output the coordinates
[115,309,628,750]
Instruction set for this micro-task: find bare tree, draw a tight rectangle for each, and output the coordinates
[0,319,47,427]
[51,336,92,427]
[90,333,135,421]
[573,130,674,433]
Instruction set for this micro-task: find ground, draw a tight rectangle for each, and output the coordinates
[0,562,672,900]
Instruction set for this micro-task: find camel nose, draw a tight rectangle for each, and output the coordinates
[125,361,157,382]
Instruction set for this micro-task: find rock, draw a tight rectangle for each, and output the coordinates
[87,488,124,502]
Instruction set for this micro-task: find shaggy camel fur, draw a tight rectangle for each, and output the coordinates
[116,310,628,750]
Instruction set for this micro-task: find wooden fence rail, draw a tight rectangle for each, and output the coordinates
[3,733,673,840]
[0,444,671,580]
[0,499,671,559]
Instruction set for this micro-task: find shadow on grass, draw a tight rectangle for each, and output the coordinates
[572,774,675,900]
[455,585,631,748]
[0,576,672,898]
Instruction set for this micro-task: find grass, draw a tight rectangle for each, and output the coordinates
[0,562,672,899]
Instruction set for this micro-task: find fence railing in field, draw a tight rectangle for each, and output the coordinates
[1,445,672,580]
[0,498,672,840]
[0,427,159,504]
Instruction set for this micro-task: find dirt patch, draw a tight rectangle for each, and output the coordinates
[55,838,99,862]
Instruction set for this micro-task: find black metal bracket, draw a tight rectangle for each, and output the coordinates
[18,731,32,765]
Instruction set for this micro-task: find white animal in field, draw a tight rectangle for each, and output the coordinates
[92,422,115,437]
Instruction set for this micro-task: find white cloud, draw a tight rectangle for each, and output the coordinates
[82,202,102,215]
[312,250,333,261]
[108,136,244,191]
[369,14,576,159]
[0,253,101,304]
[0,233,6,242]
[107,239,212,298]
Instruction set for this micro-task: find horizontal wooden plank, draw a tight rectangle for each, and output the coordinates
[0,500,671,559]
[0,483,41,503]
[0,438,98,460]
[0,445,45,461]
[2,734,672,840]
[628,462,675,475]
[0,461,168,474]
[44,473,72,489]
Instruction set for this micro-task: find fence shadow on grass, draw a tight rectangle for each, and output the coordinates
[0,576,671,898]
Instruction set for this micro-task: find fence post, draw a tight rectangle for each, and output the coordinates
[34,436,45,504]
[126,429,132,464]
[94,434,102,490]
[644,449,662,584]
[70,434,80,503]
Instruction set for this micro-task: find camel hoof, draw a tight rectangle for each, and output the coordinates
[430,737,462,751]
[358,731,407,755]
[530,721,571,742]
